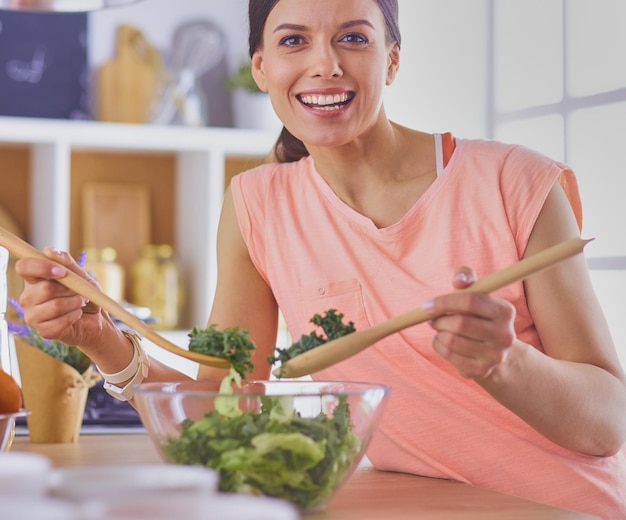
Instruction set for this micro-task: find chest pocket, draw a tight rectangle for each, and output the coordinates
[298,278,371,336]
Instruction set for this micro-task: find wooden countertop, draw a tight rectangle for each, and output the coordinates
[11,434,597,520]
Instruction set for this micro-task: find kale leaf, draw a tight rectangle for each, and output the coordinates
[267,309,355,376]
[188,325,255,377]
[187,309,354,378]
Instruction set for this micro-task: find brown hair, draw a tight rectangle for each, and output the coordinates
[248,0,401,163]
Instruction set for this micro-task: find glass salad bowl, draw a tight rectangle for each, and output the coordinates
[0,410,29,452]
[134,380,390,512]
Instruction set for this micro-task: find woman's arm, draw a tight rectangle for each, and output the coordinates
[427,182,626,455]
[16,188,277,389]
[15,250,187,386]
[486,181,626,454]
[197,187,279,381]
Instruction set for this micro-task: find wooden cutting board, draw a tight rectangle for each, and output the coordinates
[96,25,163,124]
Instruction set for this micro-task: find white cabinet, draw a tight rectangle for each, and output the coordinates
[0,116,275,328]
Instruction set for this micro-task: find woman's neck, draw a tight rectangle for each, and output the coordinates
[307,122,438,228]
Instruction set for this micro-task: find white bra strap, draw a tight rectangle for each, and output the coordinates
[434,133,444,176]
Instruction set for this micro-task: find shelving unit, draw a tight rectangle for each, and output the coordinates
[0,116,276,328]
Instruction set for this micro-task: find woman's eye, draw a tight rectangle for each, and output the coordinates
[340,32,368,44]
[279,34,305,46]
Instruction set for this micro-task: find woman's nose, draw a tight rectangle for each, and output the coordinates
[308,44,343,79]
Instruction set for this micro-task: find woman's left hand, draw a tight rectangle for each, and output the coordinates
[424,267,517,380]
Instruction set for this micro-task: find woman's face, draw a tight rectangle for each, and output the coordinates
[251,0,399,149]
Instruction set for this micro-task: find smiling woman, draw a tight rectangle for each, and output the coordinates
[220,1,626,518]
[12,1,626,518]
[248,0,401,162]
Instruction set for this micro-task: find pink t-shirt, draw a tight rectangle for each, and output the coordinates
[231,136,626,518]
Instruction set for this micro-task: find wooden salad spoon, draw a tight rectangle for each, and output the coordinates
[274,237,593,378]
[0,226,230,369]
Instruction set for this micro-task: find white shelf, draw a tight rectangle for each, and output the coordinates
[0,116,276,326]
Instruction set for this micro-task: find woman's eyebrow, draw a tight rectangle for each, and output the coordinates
[273,23,306,33]
[341,19,375,30]
[273,19,375,34]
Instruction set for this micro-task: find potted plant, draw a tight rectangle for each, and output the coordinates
[227,61,263,94]
[227,60,282,133]
[7,252,100,443]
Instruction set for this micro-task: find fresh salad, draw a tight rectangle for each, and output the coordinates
[172,310,361,510]
[162,370,361,510]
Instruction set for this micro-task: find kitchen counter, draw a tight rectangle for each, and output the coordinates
[11,434,597,519]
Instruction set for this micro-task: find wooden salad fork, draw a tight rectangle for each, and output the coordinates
[0,226,230,369]
[274,237,592,378]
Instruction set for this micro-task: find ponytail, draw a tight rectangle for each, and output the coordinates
[273,128,309,163]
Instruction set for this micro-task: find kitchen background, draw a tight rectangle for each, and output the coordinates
[1,0,624,371]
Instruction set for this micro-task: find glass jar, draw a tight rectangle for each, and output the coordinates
[132,244,181,330]
[83,247,125,302]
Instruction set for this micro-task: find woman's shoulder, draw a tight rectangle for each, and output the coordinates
[234,156,312,184]
[457,137,559,168]
[230,156,315,206]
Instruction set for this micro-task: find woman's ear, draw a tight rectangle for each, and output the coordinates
[385,44,400,86]
[250,51,268,93]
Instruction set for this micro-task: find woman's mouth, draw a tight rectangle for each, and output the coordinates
[298,92,354,111]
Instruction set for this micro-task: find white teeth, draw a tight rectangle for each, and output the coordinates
[300,93,349,107]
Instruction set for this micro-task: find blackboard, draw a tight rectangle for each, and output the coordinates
[0,10,89,119]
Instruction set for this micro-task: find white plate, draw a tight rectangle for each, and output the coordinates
[0,498,78,520]
[49,464,218,501]
[80,492,299,520]
[0,452,51,496]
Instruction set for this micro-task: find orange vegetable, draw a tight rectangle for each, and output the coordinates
[0,369,22,413]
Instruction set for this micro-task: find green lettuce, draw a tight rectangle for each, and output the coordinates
[162,378,361,511]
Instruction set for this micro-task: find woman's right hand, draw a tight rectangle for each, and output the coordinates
[15,247,110,351]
